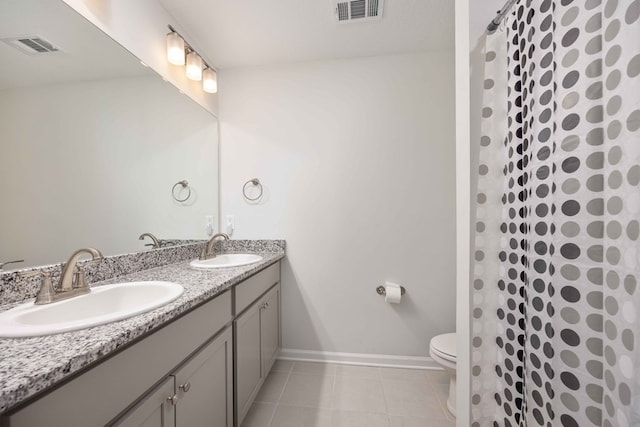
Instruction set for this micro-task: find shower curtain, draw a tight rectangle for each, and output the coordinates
[472,1,640,426]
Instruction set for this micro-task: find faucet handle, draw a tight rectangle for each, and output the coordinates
[72,256,101,290]
[20,271,56,305]
[199,245,209,261]
[73,266,88,290]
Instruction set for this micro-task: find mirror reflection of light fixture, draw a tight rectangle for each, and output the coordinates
[166,31,185,65]
[166,25,217,93]
[202,68,218,93]
[185,51,203,81]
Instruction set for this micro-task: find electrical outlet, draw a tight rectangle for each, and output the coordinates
[226,215,235,236]
[205,215,214,237]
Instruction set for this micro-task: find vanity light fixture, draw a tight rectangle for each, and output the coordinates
[166,31,185,65]
[185,51,203,81]
[166,25,217,93]
[202,68,217,93]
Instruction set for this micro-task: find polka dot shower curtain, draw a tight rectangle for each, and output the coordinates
[471,1,640,426]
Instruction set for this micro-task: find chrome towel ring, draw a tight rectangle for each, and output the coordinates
[243,178,263,201]
[172,180,191,203]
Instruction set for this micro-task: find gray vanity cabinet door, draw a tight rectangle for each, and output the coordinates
[113,377,176,427]
[235,283,282,426]
[235,301,262,425]
[174,327,233,427]
[261,285,280,375]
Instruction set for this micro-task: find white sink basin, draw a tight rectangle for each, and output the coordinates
[0,281,184,338]
[189,254,262,269]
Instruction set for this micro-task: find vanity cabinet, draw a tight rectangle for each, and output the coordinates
[234,263,281,426]
[114,327,233,427]
[3,290,233,427]
[0,260,281,427]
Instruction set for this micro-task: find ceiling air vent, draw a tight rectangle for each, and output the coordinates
[1,36,62,56]
[334,0,384,23]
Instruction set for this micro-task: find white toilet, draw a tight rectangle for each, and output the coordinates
[429,332,457,416]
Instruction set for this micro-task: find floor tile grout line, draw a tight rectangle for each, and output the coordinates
[332,365,387,426]
[374,367,392,427]
[378,368,391,423]
[329,368,338,426]
[270,361,338,425]
[430,381,457,422]
[435,383,448,419]
[267,361,295,427]
[264,362,452,426]
[431,382,454,421]
[380,368,393,426]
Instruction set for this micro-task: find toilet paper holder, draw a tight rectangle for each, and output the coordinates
[376,285,406,296]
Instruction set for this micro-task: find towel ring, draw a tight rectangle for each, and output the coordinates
[172,180,191,203]
[243,178,263,201]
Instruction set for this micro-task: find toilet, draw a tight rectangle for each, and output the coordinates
[429,332,457,416]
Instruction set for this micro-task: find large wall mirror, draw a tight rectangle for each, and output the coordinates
[0,0,219,271]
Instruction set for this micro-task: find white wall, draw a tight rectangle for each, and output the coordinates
[219,52,455,360]
[0,75,218,267]
[61,0,218,116]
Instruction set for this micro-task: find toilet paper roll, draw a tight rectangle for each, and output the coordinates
[385,282,402,304]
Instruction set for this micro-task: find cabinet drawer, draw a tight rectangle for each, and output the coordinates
[234,263,280,314]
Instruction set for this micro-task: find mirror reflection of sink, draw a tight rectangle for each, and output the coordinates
[189,254,263,269]
[0,281,184,338]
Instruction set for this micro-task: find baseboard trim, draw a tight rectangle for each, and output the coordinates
[278,348,441,370]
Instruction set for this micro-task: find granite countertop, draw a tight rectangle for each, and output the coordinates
[0,250,284,414]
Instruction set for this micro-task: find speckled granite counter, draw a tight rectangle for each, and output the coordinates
[0,242,285,414]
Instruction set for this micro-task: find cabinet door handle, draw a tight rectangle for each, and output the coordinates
[179,382,191,393]
[265,302,269,308]
[167,394,178,406]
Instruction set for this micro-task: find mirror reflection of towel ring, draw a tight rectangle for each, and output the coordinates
[243,178,263,201]
[172,180,191,203]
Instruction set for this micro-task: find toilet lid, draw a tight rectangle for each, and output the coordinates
[431,333,456,358]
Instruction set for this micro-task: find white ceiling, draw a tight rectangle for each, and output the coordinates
[0,0,149,90]
[159,0,454,69]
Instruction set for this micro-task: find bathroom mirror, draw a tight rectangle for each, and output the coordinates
[0,0,219,270]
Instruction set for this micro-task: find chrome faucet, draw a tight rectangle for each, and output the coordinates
[22,248,103,305]
[139,232,161,249]
[199,233,230,260]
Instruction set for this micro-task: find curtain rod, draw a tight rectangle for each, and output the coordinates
[487,0,517,31]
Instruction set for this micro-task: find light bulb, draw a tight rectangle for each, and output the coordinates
[186,52,203,81]
[166,32,185,66]
[203,68,218,93]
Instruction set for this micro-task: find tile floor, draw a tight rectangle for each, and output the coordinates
[241,360,455,427]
